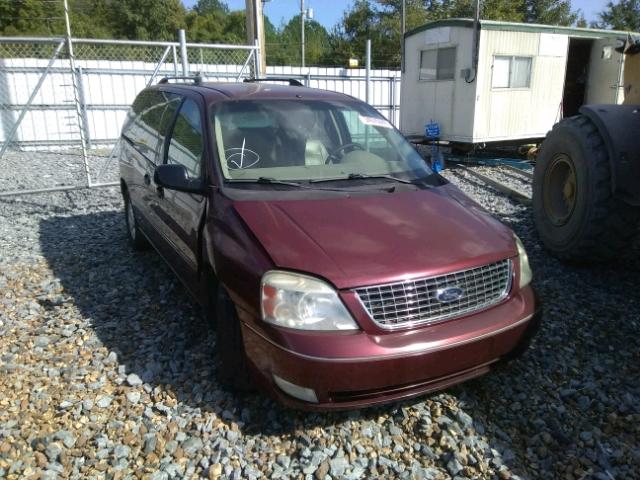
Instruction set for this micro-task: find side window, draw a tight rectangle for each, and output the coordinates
[167,98,204,178]
[492,56,532,88]
[123,90,180,162]
[122,90,155,145]
[419,47,456,81]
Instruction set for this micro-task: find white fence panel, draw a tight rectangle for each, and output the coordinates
[1,54,401,150]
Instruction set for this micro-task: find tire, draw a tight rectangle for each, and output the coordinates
[202,271,218,331]
[123,190,149,250]
[532,115,639,262]
[215,287,252,392]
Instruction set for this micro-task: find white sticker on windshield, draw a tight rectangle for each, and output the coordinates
[359,115,392,128]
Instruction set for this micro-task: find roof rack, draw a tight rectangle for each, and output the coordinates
[158,74,203,85]
[243,77,304,87]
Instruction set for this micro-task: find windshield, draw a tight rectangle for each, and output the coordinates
[212,99,433,183]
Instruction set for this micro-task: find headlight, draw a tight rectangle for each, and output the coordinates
[261,271,359,331]
[514,234,532,288]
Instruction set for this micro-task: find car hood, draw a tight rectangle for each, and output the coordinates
[233,184,517,289]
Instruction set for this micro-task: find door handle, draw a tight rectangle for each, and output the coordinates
[144,174,151,185]
[156,185,164,199]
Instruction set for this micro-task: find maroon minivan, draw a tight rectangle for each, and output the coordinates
[119,78,541,410]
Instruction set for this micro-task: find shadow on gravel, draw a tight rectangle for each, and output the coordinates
[452,208,640,479]
[38,211,397,434]
[40,209,640,478]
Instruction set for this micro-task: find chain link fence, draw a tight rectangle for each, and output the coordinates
[0,36,259,196]
[0,35,401,197]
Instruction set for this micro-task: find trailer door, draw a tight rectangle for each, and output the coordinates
[585,37,624,104]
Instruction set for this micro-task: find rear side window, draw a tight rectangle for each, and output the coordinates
[166,98,204,178]
[122,90,180,162]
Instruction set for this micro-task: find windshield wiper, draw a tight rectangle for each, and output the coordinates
[225,177,368,192]
[256,176,306,187]
[310,173,423,185]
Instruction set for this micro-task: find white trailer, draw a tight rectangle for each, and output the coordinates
[400,19,634,145]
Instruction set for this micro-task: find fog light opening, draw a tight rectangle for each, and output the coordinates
[273,374,318,403]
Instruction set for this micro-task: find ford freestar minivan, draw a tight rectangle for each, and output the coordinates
[119,78,541,410]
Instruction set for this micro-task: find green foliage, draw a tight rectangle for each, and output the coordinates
[268,15,331,65]
[193,0,229,15]
[0,0,587,67]
[593,0,640,31]
[519,0,577,26]
[331,0,582,67]
[109,0,187,41]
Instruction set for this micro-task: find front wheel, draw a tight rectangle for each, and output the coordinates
[123,191,149,250]
[532,115,639,262]
[215,287,252,392]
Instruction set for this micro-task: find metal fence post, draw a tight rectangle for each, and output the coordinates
[172,45,178,75]
[76,67,91,149]
[64,0,91,187]
[365,39,371,105]
[0,39,65,159]
[254,39,261,78]
[179,29,189,76]
[389,76,395,126]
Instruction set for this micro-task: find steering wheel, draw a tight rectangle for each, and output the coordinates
[326,142,365,164]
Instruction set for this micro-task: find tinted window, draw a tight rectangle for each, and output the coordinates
[167,99,203,178]
[419,47,456,81]
[122,90,180,162]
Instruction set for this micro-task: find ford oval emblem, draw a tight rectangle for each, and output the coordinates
[436,286,464,303]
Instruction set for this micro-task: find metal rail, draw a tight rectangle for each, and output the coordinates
[454,164,532,205]
[501,163,534,180]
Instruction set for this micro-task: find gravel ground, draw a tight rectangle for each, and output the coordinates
[0,150,118,192]
[1,157,639,480]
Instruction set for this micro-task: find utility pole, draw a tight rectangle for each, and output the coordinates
[300,0,305,68]
[401,0,406,39]
[401,0,406,71]
[245,0,266,76]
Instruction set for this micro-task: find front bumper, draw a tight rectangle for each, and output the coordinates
[240,286,541,410]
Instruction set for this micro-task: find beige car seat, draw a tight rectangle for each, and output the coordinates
[304,140,329,165]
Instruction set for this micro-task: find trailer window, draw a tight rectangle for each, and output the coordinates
[492,56,532,88]
[419,47,456,81]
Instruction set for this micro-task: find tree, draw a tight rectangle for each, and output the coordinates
[109,0,187,41]
[330,0,408,67]
[0,0,63,36]
[593,0,640,31]
[269,15,331,65]
[193,0,229,15]
[520,0,578,26]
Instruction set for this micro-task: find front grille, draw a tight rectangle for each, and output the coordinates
[354,260,512,329]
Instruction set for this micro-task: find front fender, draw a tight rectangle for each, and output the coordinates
[580,104,640,206]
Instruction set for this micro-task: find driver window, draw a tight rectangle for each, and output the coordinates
[167,98,203,178]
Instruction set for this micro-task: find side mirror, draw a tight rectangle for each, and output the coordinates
[154,164,205,194]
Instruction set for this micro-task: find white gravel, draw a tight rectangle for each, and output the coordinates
[0,153,639,480]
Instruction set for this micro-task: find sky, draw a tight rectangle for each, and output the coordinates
[181,0,610,29]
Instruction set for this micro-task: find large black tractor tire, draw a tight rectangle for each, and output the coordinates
[533,115,639,262]
[215,287,253,392]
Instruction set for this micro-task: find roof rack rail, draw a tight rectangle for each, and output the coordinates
[159,74,203,85]
[243,77,304,87]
